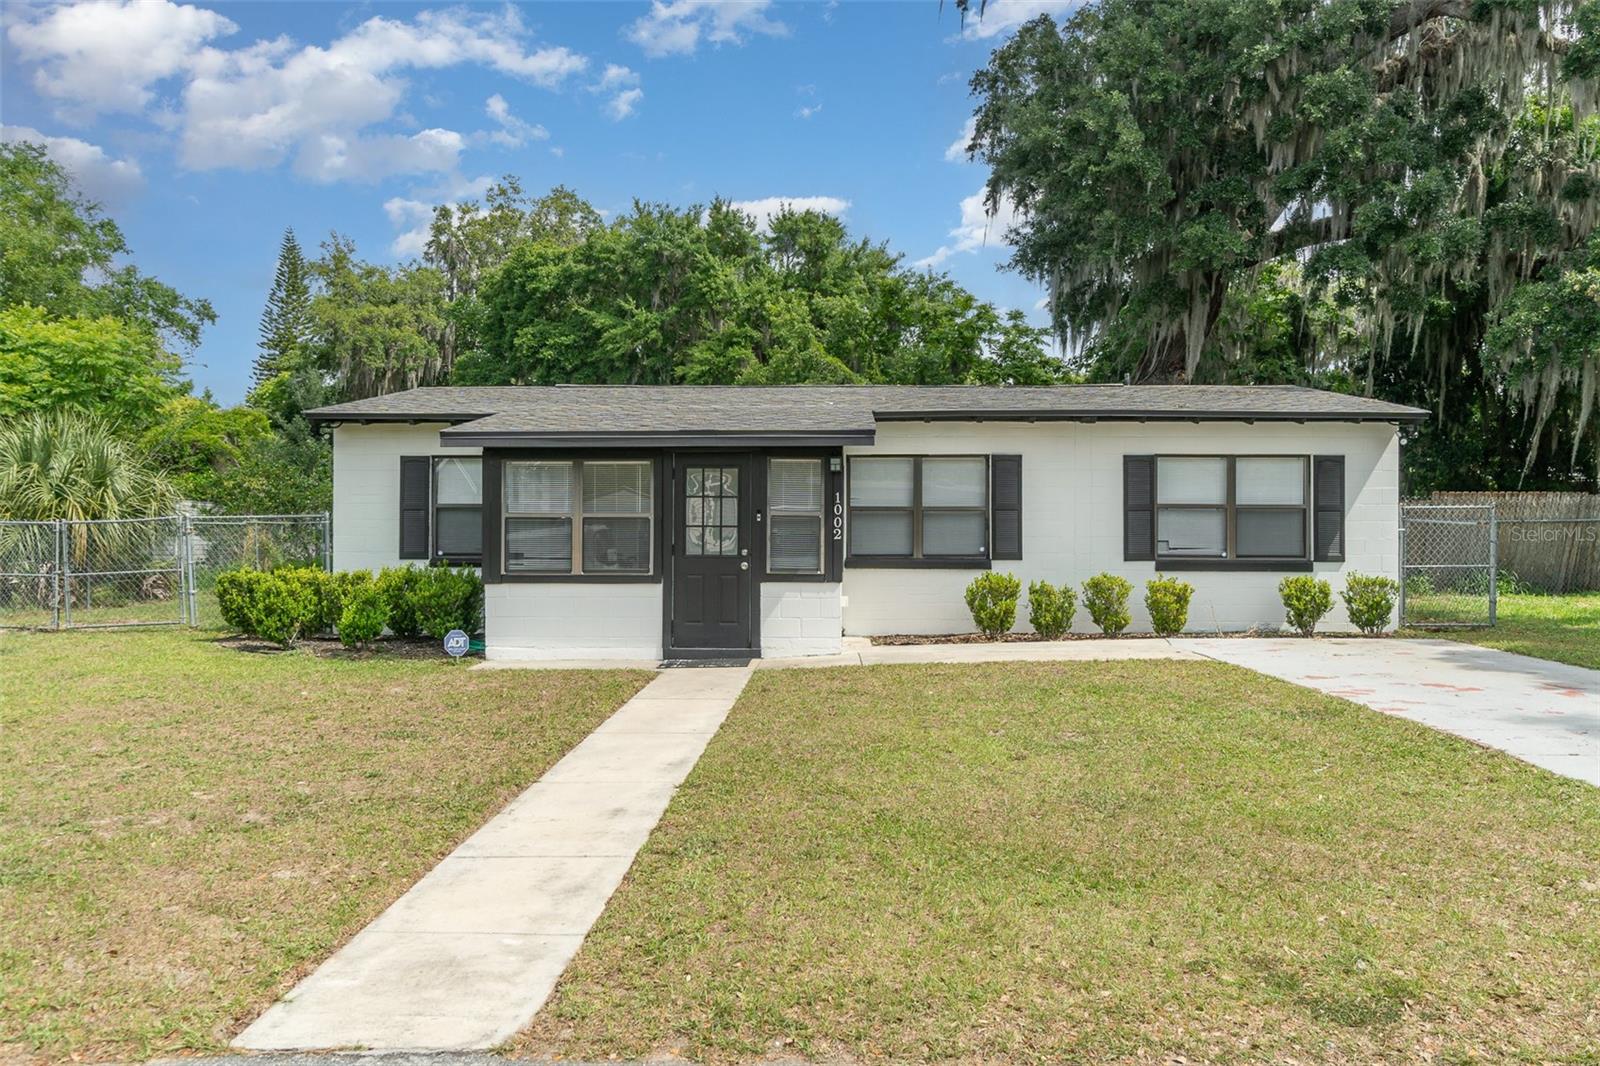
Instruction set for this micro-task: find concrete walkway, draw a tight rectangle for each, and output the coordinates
[1188,638,1600,786]
[234,666,752,1052]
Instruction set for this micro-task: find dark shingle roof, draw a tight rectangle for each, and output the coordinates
[305,385,1426,445]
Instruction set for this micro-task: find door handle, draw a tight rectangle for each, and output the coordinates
[740,561,749,570]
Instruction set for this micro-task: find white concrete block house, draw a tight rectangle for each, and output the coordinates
[307,385,1426,661]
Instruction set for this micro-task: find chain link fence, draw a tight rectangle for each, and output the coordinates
[0,513,328,630]
[1400,502,1497,627]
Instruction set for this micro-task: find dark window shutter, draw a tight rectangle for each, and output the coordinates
[990,455,1023,560]
[1124,455,1155,561]
[1313,455,1345,561]
[399,456,430,560]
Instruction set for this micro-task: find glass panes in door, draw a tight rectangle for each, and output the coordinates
[685,466,739,556]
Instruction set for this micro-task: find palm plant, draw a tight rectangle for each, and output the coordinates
[0,410,179,572]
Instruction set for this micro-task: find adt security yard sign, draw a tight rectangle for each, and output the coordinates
[443,629,470,658]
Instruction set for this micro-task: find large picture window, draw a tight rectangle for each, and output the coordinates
[1156,455,1307,560]
[433,457,482,563]
[503,459,653,575]
[848,455,988,561]
[768,458,824,573]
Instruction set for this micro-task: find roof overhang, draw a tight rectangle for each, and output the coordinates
[306,412,486,430]
[436,428,877,449]
[872,409,1429,425]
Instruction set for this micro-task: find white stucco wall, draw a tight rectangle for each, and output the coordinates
[760,582,844,657]
[331,423,481,573]
[841,421,1400,636]
[484,583,663,660]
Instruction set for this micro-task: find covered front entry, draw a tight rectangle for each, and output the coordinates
[665,453,759,658]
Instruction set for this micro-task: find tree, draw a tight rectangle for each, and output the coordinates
[0,141,214,350]
[306,235,448,400]
[424,179,603,375]
[458,199,1069,387]
[255,229,313,385]
[0,409,178,522]
[0,305,183,429]
[970,1,1600,485]
[138,396,274,503]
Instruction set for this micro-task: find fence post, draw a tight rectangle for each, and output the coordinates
[60,519,71,628]
[321,511,332,571]
[52,518,63,630]
[1487,504,1498,627]
[1397,517,1406,628]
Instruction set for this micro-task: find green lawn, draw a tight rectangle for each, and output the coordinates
[0,629,650,1064]
[1403,591,1600,670]
[519,661,1600,1065]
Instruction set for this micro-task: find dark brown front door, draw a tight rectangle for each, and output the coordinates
[668,456,755,656]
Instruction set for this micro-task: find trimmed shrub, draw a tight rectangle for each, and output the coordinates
[1144,577,1194,636]
[250,571,321,647]
[964,571,1021,638]
[1279,575,1334,636]
[338,582,389,650]
[273,567,333,635]
[322,570,373,635]
[1341,572,1399,635]
[413,566,484,639]
[214,569,262,632]
[376,565,426,638]
[1081,573,1133,635]
[1026,580,1075,639]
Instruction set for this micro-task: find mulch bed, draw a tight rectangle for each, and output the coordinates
[870,630,1278,645]
[214,635,476,660]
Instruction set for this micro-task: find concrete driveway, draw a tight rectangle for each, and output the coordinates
[1187,638,1600,786]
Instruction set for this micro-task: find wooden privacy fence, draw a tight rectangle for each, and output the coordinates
[1419,492,1600,593]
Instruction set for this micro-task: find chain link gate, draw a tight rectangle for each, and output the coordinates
[1400,502,1497,627]
[0,513,329,630]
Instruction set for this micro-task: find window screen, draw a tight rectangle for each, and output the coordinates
[503,460,652,575]
[433,457,482,561]
[768,458,823,574]
[847,456,988,560]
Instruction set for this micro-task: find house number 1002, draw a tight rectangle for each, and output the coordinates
[832,492,844,541]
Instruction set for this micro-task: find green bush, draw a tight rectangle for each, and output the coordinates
[1279,575,1334,636]
[273,567,333,635]
[1341,572,1399,634]
[338,582,389,650]
[1144,577,1194,636]
[413,566,484,639]
[1026,580,1075,639]
[321,570,373,634]
[376,565,426,637]
[1081,573,1133,635]
[964,571,1021,638]
[214,569,262,632]
[1403,572,1435,599]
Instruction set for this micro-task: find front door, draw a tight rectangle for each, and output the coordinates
[668,455,755,656]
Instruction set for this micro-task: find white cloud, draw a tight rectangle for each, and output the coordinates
[8,3,588,184]
[795,103,823,120]
[484,94,548,148]
[606,88,645,120]
[627,0,787,58]
[957,0,1078,40]
[0,125,145,204]
[915,186,1021,269]
[944,115,977,162]
[6,0,236,117]
[596,63,639,90]
[730,195,850,231]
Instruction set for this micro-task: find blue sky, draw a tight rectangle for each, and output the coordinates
[1,0,1072,404]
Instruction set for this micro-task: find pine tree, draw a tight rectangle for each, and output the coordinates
[254,228,312,386]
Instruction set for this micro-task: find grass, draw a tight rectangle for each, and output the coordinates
[518,661,1600,1065]
[1403,591,1600,670]
[0,628,650,1064]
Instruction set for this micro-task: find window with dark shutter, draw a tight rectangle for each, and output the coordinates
[1124,455,1155,561]
[1313,455,1346,561]
[990,455,1022,560]
[398,455,430,560]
